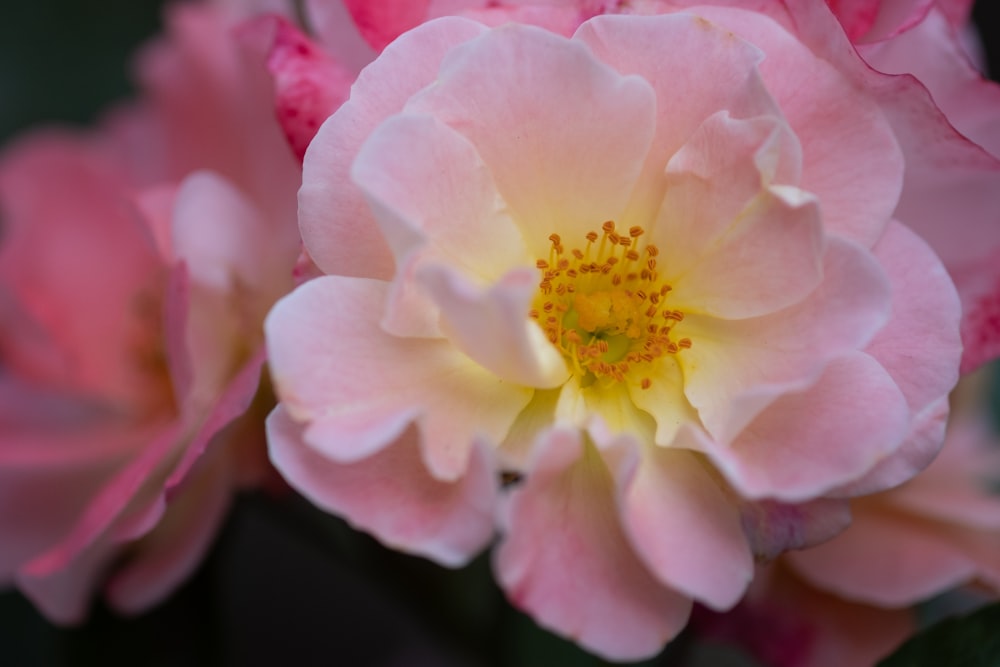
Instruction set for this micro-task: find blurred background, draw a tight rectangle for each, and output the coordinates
[1,2,999,666]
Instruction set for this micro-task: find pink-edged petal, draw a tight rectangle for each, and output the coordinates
[574,14,780,224]
[418,264,569,388]
[267,406,496,567]
[786,508,980,606]
[299,17,488,279]
[495,428,691,661]
[694,6,905,247]
[405,24,656,257]
[618,445,753,610]
[106,448,232,614]
[739,496,853,561]
[679,237,891,443]
[350,112,528,337]
[781,3,1000,280]
[860,8,1000,157]
[702,352,910,501]
[255,14,355,161]
[265,276,531,479]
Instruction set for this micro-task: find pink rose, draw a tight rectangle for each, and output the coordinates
[0,3,309,623]
[264,3,982,658]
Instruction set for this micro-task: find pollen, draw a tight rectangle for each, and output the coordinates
[529,221,690,388]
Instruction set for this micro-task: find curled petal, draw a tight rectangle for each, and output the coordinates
[265,276,531,480]
[419,264,569,389]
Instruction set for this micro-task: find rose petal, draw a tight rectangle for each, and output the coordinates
[618,445,753,610]
[701,352,910,501]
[405,23,656,257]
[495,428,691,661]
[350,111,528,337]
[786,509,980,606]
[265,275,532,479]
[574,13,779,224]
[679,237,891,443]
[299,17,488,279]
[267,406,496,567]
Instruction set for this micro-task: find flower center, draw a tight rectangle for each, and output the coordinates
[530,221,690,388]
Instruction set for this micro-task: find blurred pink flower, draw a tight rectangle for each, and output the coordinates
[0,2,329,623]
[264,4,976,657]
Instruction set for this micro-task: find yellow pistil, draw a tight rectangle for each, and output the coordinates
[529,221,691,388]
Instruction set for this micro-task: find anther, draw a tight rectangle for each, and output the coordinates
[629,226,644,238]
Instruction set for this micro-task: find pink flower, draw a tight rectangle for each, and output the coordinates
[0,3,309,623]
[698,382,1000,667]
[265,5,973,658]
